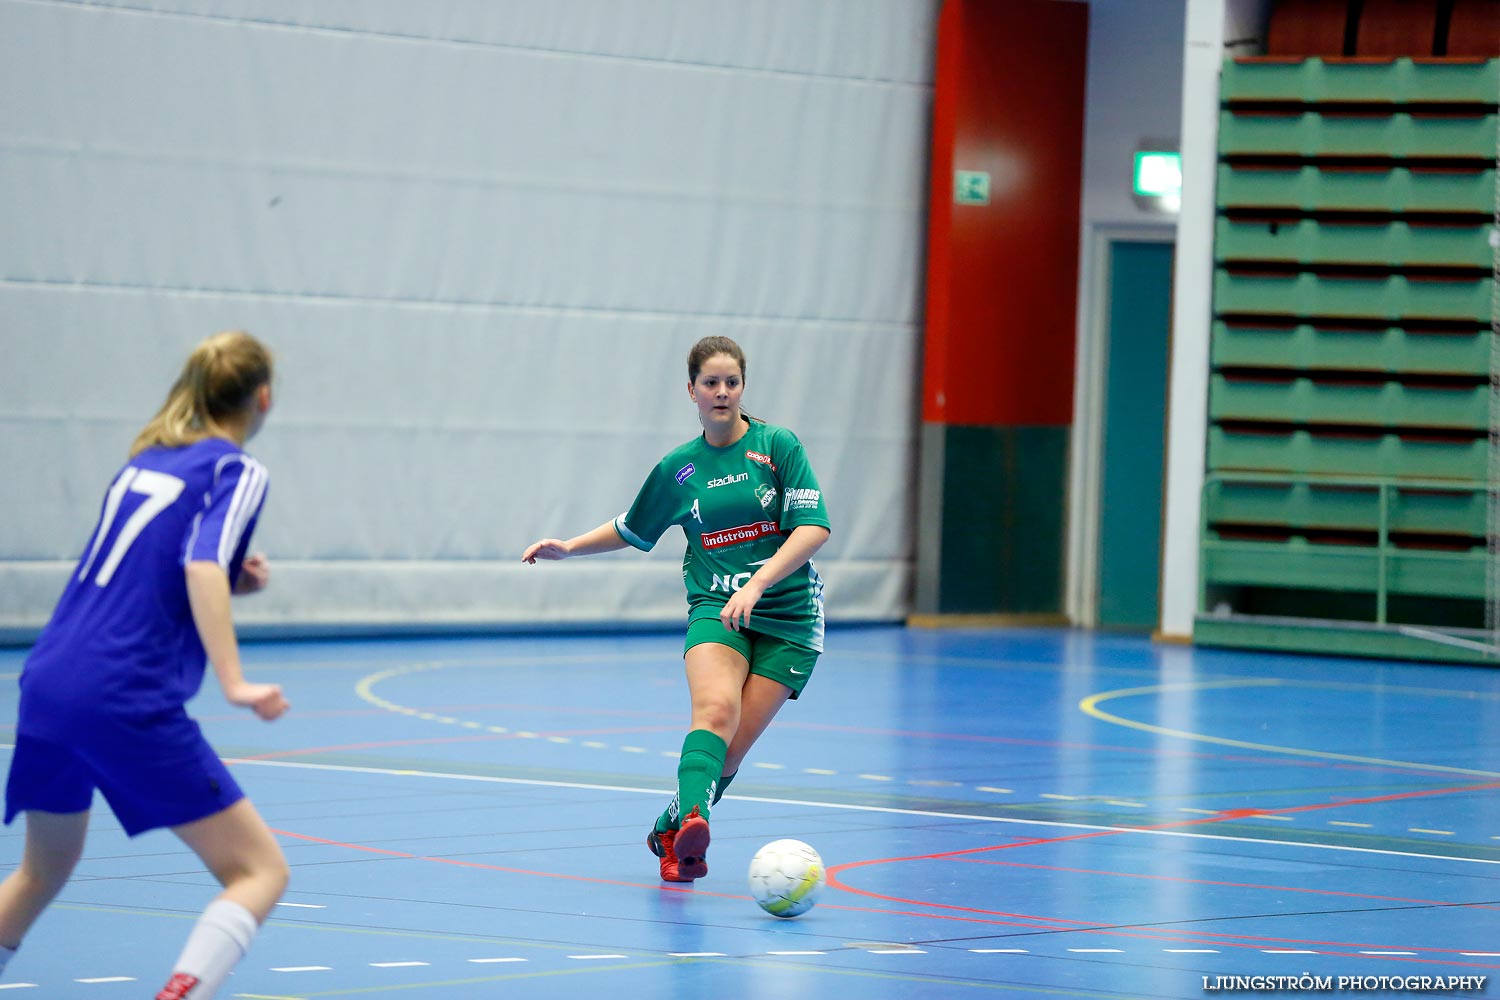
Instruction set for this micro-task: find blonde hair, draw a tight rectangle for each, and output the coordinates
[130,330,273,457]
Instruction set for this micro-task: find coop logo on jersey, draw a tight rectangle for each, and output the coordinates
[783,488,821,511]
[708,472,749,489]
[745,450,777,470]
[755,483,778,510]
[675,463,696,485]
[701,520,778,550]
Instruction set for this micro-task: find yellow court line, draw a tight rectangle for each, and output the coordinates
[1079,679,1500,779]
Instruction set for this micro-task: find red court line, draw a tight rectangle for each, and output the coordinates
[965,858,1500,911]
[777,722,1479,772]
[267,827,1123,932]
[824,780,1500,958]
[240,735,513,760]
[270,827,727,898]
[199,704,678,723]
[830,779,1500,876]
[267,825,1500,966]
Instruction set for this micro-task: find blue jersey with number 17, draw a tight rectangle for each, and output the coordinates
[19,437,269,736]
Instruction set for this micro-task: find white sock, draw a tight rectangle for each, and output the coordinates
[167,899,258,998]
[0,943,15,974]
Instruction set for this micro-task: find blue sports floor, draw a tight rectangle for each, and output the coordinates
[0,625,1496,999]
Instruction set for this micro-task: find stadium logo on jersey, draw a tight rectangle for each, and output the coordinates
[702,520,778,550]
[745,450,777,470]
[755,483,777,510]
[708,472,749,489]
[675,463,696,485]
[784,488,821,511]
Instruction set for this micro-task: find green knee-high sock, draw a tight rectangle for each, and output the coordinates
[673,729,726,828]
[655,764,737,833]
[713,770,736,805]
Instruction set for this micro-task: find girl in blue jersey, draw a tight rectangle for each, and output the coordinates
[524,337,831,883]
[0,331,291,1000]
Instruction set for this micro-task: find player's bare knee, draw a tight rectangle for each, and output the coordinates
[695,701,738,735]
[265,855,290,898]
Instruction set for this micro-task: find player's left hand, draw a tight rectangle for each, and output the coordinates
[721,579,765,632]
[227,681,289,721]
[235,552,271,595]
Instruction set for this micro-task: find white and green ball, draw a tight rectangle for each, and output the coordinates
[748,839,825,917]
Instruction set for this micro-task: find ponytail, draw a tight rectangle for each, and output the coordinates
[130,330,273,456]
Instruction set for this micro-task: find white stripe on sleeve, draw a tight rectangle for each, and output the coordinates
[217,458,267,567]
[613,513,651,551]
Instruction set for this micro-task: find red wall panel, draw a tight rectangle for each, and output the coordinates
[922,0,1089,427]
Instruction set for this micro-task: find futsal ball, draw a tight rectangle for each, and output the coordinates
[747,839,825,918]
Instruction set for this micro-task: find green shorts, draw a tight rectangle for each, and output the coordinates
[684,617,820,699]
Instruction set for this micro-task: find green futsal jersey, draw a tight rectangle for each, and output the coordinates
[614,419,830,652]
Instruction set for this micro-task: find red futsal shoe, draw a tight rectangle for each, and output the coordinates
[647,820,708,882]
[673,805,711,880]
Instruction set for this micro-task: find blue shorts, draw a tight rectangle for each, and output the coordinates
[5,710,244,837]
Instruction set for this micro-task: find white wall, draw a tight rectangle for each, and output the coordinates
[1158,0,1272,638]
[0,0,939,636]
[1067,0,1275,636]
[1066,0,1186,625]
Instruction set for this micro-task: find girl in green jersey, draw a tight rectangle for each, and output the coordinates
[523,337,830,882]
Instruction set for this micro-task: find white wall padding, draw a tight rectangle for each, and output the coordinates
[0,0,936,634]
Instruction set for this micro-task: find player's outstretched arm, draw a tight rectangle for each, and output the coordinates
[523,520,630,563]
[185,560,289,721]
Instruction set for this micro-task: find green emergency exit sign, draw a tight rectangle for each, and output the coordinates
[954,170,990,205]
[1133,151,1181,198]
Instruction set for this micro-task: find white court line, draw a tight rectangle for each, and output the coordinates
[0,985,37,990]
[276,902,325,909]
[224,758,1500,867]
[75,978,134,984]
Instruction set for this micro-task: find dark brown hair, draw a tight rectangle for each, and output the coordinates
[687,336,746,383]
[687,336,759,423]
